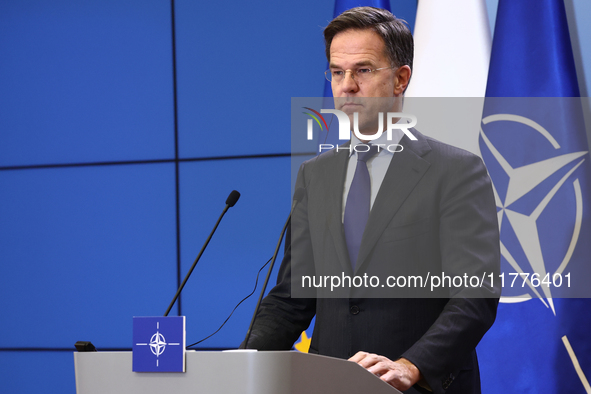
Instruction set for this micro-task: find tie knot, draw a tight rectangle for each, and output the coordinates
[356,144,379,163]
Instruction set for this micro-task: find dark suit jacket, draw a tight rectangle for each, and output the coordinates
[246,130,501,394]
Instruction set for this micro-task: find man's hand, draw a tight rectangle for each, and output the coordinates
[349,352,422,391]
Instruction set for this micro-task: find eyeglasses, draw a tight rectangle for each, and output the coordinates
[324,66,396,83]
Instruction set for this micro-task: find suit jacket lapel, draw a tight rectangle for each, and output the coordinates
[322,146,355,274]
[355,132,432,273]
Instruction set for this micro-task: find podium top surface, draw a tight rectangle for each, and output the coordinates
[74,350,401,394]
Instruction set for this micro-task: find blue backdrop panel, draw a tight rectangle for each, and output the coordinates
[0,0,174,167]
[0,351,76,394]
[0,163,177,348]
[174,0,333,159]
[177,157,291,348]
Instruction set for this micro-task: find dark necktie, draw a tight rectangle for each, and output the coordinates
[344,145,380,269]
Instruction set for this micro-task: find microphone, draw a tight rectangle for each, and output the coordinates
[164,190,241,317]
[226,190,240,207]
[243,187,305,347]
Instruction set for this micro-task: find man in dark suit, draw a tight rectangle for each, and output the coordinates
[245,7,500,394]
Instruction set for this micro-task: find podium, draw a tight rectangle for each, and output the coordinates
[74,350,401,393]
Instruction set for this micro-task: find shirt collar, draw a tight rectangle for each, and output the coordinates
[349,126,405,158]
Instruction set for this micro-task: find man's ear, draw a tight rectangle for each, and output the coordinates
[394,65,411,96]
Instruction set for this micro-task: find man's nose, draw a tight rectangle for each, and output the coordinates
[340,70,359,93]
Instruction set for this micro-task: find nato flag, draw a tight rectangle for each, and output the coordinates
[478,1,591,393]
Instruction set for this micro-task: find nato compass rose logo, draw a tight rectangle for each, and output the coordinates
[149,331,167,358]
[479,112,588,314]
[135,321,181,367]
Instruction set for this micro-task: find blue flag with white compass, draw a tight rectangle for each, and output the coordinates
[476,0,591,393]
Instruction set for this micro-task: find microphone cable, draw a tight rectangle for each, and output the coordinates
[186,255,273,348]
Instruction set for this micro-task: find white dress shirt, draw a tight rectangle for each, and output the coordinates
[342,129,405,222]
